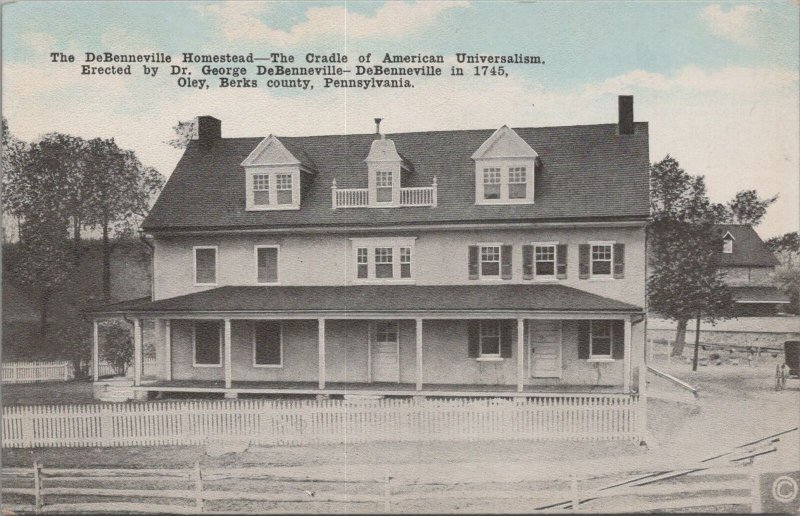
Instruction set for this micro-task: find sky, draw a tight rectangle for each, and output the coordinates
[2,1,798,238]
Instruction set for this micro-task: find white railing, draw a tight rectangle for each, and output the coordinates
[400,186,436,206]
[331,178,437,208]
[2,359,158,384]
[2,394,642,448]
[333,186,369,208]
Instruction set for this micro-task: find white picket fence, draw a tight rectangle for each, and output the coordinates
[2,394,643,448]
[2,359,158,384]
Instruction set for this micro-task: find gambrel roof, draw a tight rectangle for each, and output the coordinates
[143,122,650,232]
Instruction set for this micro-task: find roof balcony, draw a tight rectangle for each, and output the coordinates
[331,178,437,209]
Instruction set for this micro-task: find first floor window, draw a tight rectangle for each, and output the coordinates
[253,174,270,205]
[483,167,501,199]
[480,245,501,277]
[400,247,412,278]
[535,245,556,277]
[194,321,221,366]
[508,167,527,199]
[254,321,282,366]
[591,244,613,276]
[376,170,393,203]
[256,247,278,283]
[276,173,293,205]
[194,247,217,285]
[357,247,368,278]
[376,321,399,344]
[375,247,393,278]
[590,321,612,358]
[479,321,501,356]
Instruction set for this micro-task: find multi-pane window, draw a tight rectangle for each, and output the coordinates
[591,244,613,276]
[194,247,217,285]
[723,238,733,254]
[276,174,293,205]
[508,167,527,199]
[400,247,412,278]
[375,247,393,278]
[194,321,221,366]
[253,174,270,205]
[376,321,399,343]
[256,247,278,283]
[590,321,612,358]
[253,321,282,366]
[483,168,501,200]
[357,247,369,279]
[479,321,501,356]
[480,245,501,277]
[534,245,556,277]
[376,170,393,202]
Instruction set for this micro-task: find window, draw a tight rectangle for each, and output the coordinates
[483,168,501,200]
[400,247,412,278]
[276,173,293,205]
[723,238,733,254]
[591,244,613,277]
[590,321,612,358]
[508,167,527,199]
[535,244,556,277]
[194,247,217,285]
[479,321,501,357]
[253,321,282,367]
[194,321,221,367]
[357,247,368,279]
[375,247,393,278]
[376,170,393,203]
[376,321,398,344]
[480,245,501,277]
[253,174,270,205]
[256,246,278,283]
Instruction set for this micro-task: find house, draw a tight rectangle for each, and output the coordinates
[88,96,650,401]
[717,224,789,316]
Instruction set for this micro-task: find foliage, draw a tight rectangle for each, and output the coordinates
[766,232,800,314]
[727,190,778,226]
[165,119,195,149]
[100,319,134,377]
[766,231,800,266]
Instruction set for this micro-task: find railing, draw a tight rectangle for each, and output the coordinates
[2,359,158,384]
[2,394,643,448]
[331,178,437,208]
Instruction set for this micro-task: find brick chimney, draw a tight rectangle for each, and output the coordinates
[618,96,634,135]
[193,116,221,141]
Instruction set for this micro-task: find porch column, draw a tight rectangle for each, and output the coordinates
[415,318,423,391]
[133,318,142,386]
[224,318,232,389]
[318,318,326,389]
[516,318,525,392]
[623,318,632,392]
[92,319,100,381]
[164,320,172,381]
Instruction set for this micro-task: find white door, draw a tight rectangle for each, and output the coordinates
[372,321,399,382]
[530,320,562,378]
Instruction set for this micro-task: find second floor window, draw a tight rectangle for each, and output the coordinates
[194,247,217,285]
[508,167,527,199]
[253,174,270,206]
[483,168,501,200]
[351,238,416,282]
[357,247,369,278]
[480,245,501,277]
[400,247,412,278]
[276,173,293,205]
[375,247,393,278]
[256,246,278,283]
[535,245,556,276]
[591,244,613,277]
[376,170,393,202]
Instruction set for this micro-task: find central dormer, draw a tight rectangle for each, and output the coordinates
[241,135,316,211]
[365,132,414,207]
[472,126,537,205]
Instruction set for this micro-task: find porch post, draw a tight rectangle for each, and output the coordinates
[224,318,232,389]
[415,318,423,391]
[318,318,326,389]
[133,318,142,386]
[623,318,632,392]
[516,318,525,392]
[164,320,172,381]
[92,319,100,382]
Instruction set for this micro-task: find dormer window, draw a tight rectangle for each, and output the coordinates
[253,174,270,206]
[508,167,527,199]
[722,231,735,254]
[483,168,501,200]
[276,173,293,205]
[472,126,538,205]
[376,170,394,203]
[241,135,316,211]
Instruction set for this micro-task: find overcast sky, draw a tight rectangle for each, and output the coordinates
[3,1,798,237]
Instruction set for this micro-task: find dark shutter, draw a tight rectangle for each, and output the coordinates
[612,320,625,359]
[577,321,590,359]
[613,243,625,279]
[500,320,513,358]
[501,245,513,279]
[468,246,479,280]
[578,244,590,279]
[467,321,480,358]
[522,245,534,280]
[556,244,568,279]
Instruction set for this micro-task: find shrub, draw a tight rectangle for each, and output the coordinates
[100,319,133,376]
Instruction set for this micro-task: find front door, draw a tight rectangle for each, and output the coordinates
[372,321,399,382]
[530,320,562,378]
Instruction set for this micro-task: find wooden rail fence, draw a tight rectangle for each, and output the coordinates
[2,394,643,448]
[2,359,157,384]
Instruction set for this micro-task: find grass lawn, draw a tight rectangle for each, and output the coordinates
[1,379,97,406]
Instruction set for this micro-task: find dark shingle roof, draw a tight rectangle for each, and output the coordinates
[717,225,780,267]
[87,284,642,315]
[732,286,790,304]
[143,123,650,231]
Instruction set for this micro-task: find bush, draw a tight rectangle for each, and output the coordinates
[100,319,133,376]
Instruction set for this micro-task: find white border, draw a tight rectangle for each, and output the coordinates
[254,245,281,284]
[477,242,505,280]
[588,240,615,280]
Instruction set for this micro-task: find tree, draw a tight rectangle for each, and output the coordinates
[648,156,736,366]
[727,190,778,226]
[766,232,800,314]
[100,319,133,376]
[165,119,195,149]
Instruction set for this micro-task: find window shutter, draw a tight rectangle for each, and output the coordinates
[612,320,625,359]
[556,244,568,279]
[467,321,480,358]
[577,321,590,359]
[468,246,479,280]
[578,244,590,279]
[501,245,513,279]
[500,320,513,358]
[613,243,625,279]
[522,245,534,280]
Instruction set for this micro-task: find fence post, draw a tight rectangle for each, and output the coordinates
[383,475,392,513]
[22,409,35,448]
[570,474,580,512]
[100,405,113,445]
[33,460,42,512]
[194,461,204,512]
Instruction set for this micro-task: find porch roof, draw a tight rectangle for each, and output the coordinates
[88,284,642,316]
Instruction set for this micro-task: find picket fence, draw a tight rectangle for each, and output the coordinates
[1,359,157,384]
[2,394,643,448]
